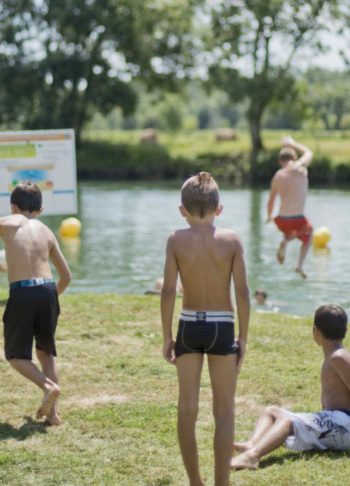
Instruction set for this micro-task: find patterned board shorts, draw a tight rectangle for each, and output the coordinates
[282,409,350,451]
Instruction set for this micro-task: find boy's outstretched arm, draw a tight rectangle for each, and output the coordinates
[49,236,72,295]
[282,136,313,167]
[161,234,178,364]
[267,176,278,223]
[232,237,250,371]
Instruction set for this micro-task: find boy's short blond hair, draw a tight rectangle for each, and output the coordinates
[181,172,219,218]
[278,147,297,163]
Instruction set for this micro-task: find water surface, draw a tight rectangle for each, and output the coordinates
[1,181,349,316]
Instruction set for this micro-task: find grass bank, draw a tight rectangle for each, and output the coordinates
[0,292,349,485]
[78,129,350,184]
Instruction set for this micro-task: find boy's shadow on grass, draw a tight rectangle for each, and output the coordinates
[261,450,350,468]
[0,299,7,306]
[0,417,49,441]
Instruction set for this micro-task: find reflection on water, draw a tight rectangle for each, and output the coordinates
[1,181,350,316]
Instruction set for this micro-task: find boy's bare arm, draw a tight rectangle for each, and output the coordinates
[267,176,278,222]
[283,136,313,167]
[232,237,250,371]
[49,236,72,295]
[331,349,350,392]
[160,235,178,364]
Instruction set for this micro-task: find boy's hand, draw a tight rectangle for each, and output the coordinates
[281,136,294,146]
[163,337,176,365]
[236,339,246,372]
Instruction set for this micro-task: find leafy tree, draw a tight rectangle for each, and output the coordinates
[305,69,350,130]
[206,0,336,176]
[0,0,197,143]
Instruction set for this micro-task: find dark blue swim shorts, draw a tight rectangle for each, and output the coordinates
[3,281,60,360]
[175,310,238,357]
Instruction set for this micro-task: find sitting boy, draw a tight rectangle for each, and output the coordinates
[231,304,350,470]
[0,181,71,425]
[161,172,250,486]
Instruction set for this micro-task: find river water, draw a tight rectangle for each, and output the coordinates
[1,181,349,316]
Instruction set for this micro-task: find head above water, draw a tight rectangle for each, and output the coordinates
[278,147,297,165]
[254,289,267,304]
[314,304,348,341]
[10,181,43,214]
[181,172,220,218]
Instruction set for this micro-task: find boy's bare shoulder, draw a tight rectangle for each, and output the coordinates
[331,348,350,365]
[0,213,27,227]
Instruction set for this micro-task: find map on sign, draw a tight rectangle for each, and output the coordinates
[0,129,77,216]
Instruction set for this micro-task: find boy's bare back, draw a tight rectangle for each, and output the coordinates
[170,225,243,311]
[0,214,63,284]
[273,165,308,216]
[321,347,350,410]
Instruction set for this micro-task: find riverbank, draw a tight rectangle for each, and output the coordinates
[0,292,349,485]
[78,129,350,184]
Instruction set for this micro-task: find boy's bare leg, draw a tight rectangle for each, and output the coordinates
[233,406,277,453]
[36,349,61,425]
[277,237,288,264]
[176,353,205,486]
[9,358,60,420]
[231,407,293,470]
[295,237,312,279]
[208,354,237,486]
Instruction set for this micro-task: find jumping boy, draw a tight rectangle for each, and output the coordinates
[231,304,350,470]
[267,136,313,278]
[161,172,250,486]
[0,181,71,425]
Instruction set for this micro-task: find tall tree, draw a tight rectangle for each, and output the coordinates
[0,0,197,143]
[206,0,336,177]
[306,69,350,130]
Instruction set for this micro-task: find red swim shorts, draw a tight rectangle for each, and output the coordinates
[274,215,313,244]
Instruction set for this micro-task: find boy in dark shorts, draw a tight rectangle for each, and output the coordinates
[161,172,250,486]
[231,304,350,470]
[0,181,71,425]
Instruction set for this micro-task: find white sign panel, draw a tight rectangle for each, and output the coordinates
[0,129,77,216]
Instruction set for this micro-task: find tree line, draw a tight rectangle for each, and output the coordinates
[0,0,349,178]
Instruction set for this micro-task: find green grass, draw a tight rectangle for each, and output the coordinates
[0,291,349,485]
[83,128,350,165]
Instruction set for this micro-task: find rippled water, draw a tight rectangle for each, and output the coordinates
[1,181,349,316]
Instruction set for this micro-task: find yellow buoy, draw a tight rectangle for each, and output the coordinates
[313,226,331,249]
[59,217,82,238]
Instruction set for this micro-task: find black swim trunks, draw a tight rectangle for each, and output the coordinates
[3,280,60,360]
[175,310,238,358]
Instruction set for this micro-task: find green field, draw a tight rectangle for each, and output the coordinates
[84,129,350,165]
[0,292,349,485]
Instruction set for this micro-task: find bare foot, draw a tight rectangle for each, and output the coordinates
[36,384,60,419]
[232,441,254,453]
[230,450,259,470]
[46,409,61,426]
[277,242,285,264]
[295,268,307,279]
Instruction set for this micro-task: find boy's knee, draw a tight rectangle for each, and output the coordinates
[212,404,233,423]
[178,403,199,420]
[36,349,52,359]
[265,405,283,417]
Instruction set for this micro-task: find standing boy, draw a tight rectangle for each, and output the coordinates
[267,136,313,278]
[0,181,71,425]
[231,304,350,470]
[161,172,250,486]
